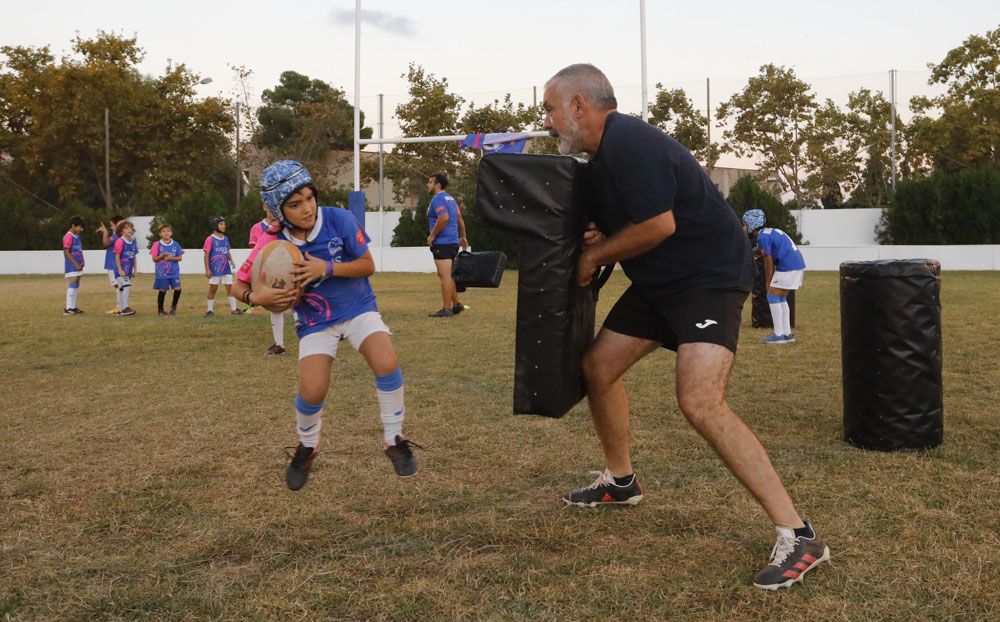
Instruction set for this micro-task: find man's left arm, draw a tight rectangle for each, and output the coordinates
[456,205,469,249]
[576,211,676,286]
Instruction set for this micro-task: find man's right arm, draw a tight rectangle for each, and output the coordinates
[576,212,676,286]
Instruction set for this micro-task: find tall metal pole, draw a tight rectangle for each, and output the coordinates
[235,102,241,210]
[353,0,361,191]
[706,77,711,154]
[533,86,538,128]
[104,108,111,211]
[378,93,384,247]
[640,0,648,121]
[890,69,897,193]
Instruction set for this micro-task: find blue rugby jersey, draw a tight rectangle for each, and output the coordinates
[757,228,806,271]
[280,206,378,338]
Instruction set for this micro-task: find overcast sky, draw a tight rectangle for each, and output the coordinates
[4,0,998,157]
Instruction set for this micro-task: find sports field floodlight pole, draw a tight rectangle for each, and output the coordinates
[640,0,648,121]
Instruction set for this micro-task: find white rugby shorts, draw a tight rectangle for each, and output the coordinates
[770,269,804,290]
[298,311,391,360]
[208,274,234,285]
[107,270,117,286]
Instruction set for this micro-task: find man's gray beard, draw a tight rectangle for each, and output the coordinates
[556,117,583,155]
[556,135,578,155]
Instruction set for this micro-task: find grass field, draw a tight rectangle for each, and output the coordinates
[1,271,998,621]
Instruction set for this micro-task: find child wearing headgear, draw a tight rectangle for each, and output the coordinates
[231,160,421,490]
[742,209,806,344]
[113,220,138,316]
[62,215,86,315]
[203,215,242,316]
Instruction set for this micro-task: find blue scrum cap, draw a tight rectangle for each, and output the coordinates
[260,160,316,228]
[742,209,765,232]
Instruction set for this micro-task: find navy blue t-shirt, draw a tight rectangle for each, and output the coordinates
[586,112,754,296]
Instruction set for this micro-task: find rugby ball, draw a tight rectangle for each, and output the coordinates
[250,240,304,312]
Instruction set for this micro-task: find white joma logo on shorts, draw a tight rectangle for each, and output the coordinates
[695,319,718,329]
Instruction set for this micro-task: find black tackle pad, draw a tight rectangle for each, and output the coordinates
[476,153,596,418]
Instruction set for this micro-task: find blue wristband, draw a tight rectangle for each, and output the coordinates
[326,260,335,277]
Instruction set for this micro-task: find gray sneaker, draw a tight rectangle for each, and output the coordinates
[428,308,454,318]
[753,522,830,590]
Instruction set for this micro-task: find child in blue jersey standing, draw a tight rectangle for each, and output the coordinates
[113,220,139,316]
[203,216,242,316]
[231,160,420,490]
[98,215,124,314]
[151,222,184,315]
[742,209,806,344]
[62,216,86,315]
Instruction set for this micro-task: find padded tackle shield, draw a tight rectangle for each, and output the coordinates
[840,259,943,451]
[751,252,796,328]
[476,153,595,418]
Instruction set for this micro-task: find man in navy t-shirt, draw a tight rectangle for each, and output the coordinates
[542,63,828,590]
[425,172,468,317]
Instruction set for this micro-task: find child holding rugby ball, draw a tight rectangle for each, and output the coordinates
[231,160,420,490]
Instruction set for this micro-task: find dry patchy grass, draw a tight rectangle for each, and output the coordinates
[1,271,998,621]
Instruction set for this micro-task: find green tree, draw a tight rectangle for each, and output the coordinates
[878,167,1000,244]
[839,89,903,208]
[256,70,372,160]
[377,64,465,206]
[717,64,818,206]
[647,84,718,167]
[726,175,802,244]
[380,65,538,261]
[907,26,1000,173]
[0,33,235,215]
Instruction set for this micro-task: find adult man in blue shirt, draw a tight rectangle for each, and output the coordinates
[425,172,468,317]
[542,63,828,590]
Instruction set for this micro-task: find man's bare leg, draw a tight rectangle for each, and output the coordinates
[582,328,660,477]
[675,342,803,528]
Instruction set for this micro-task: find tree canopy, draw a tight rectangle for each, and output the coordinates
[0,32,234,214]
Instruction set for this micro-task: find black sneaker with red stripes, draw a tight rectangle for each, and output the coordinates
[753,522,831,590]
[562,469,643,507]
[285,443,319,491]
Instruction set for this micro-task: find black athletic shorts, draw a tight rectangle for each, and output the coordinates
[603,286,748,353]
[430,244,460,261]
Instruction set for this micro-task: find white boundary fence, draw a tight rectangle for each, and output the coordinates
[3,244,998,276]
[4,209,997,274]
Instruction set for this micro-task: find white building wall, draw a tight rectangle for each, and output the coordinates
[790,208,882,246]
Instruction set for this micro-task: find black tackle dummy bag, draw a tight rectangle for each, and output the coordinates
[476,153,596,418]
[840,259,943,451]
[452,250,507,293]
[750,251,796,329]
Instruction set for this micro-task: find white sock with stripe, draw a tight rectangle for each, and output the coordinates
[375,368,405,445]
[294,395,323,448]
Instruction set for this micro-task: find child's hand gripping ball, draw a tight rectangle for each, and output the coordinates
[251,240,304,312]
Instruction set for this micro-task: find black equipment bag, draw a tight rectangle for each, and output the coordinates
[476,153,598,418]
[452,250,507,293]
[840,259,943,451]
